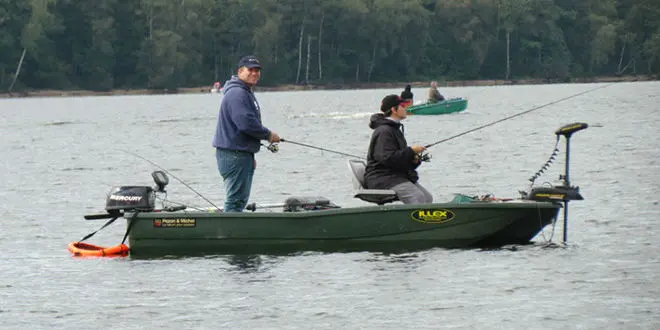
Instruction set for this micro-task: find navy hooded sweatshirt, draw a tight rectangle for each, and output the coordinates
[364,113,421,189]
[212,76,271,153]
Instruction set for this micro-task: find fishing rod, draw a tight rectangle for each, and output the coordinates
[120,150,220,210]
[267,84,610,161]
[281,139,363,159]
[424,83,613,148]
[269,139,432,163]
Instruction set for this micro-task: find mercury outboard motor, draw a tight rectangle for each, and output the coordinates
[105,186,156,215]
[104,170,170,216]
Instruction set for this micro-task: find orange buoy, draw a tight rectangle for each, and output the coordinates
[68,242,129,257]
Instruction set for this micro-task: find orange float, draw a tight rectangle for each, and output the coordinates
[68,242,129,257]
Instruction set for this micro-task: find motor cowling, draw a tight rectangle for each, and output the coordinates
[105,186,156,214]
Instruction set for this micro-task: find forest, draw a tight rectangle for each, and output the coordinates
[1,0,659,92]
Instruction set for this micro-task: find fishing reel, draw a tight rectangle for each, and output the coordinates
[419,152,431,162]
[262,143,279,153]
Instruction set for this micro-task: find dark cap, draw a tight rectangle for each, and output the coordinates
[380,94,404,112]
[238,55,261,69]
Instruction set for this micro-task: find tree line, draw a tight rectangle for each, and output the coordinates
[1,0,658,92]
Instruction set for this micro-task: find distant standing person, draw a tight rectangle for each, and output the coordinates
[428,81,445,103]
[364,94,433,204]
[212,55,281,212]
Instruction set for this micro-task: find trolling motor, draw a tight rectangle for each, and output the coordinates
[524,122,588,243]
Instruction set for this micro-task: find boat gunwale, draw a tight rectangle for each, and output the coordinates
[127,200,561,219]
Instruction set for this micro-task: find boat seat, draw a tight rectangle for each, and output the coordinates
[347,159,399,205]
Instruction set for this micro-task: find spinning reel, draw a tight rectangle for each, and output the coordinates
[262,143,279,153]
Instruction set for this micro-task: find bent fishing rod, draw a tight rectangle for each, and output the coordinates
[121,150,220,209]
[269,84,611,160]
[424,83,613,148]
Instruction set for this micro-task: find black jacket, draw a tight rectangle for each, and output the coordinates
[364,113,421,189]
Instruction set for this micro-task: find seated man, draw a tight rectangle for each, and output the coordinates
[363,94,433,204]
[428,81,445,103]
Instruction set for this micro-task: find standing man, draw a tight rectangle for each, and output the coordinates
[212,55,281,212]
[364,94,433,204]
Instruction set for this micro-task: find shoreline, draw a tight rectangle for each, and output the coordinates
[1,75,656,99]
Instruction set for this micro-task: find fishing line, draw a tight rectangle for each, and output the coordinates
[120,150,220,209]
[281,139,363,159]
[424,83,613,148]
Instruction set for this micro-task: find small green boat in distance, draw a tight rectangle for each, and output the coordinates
[71,123,589,257]
[407,98,468,115]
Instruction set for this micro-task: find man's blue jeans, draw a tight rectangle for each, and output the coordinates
[215,148,255,212]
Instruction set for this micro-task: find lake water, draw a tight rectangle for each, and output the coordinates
[1,81,659,329]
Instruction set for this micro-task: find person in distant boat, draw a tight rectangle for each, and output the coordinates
[400,84,414,106]
[363,94,433,204]
[212,55,281,212]
[428,81,445,103]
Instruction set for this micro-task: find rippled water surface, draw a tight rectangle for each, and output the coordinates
[1,82,659,329]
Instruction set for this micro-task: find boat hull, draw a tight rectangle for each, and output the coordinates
[126,201,560,256]
[407,98,468,115]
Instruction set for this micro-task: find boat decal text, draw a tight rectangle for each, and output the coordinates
[109,195,142,202]
[411,209,455,223]
[153,218,196,228]
[534,193,565,199]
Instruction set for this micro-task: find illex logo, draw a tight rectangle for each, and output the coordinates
[411,209,455,223]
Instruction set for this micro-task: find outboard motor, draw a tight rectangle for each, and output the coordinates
[104,170,170,215]
[105,186,156,215]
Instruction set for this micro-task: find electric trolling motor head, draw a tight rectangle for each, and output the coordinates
[555,122,588,138]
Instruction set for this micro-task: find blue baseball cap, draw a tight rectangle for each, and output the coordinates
[238,55,261,69]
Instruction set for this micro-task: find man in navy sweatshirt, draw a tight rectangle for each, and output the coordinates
[212,55,281,212]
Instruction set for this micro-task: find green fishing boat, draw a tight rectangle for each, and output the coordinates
[71,123,587,257]
[121,200,560,256]
[407,98,468,115]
